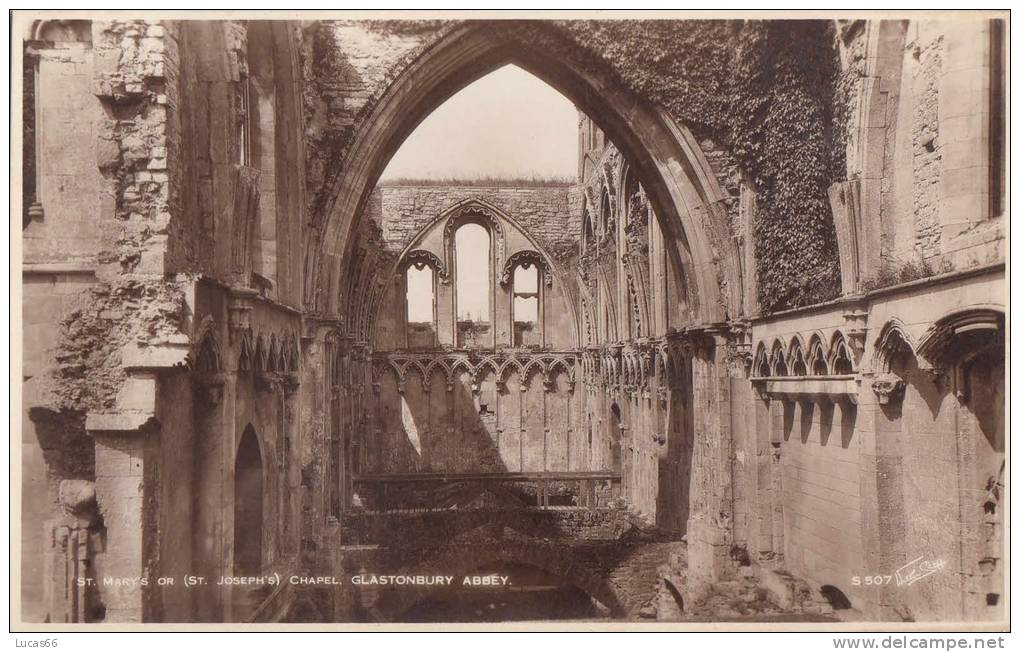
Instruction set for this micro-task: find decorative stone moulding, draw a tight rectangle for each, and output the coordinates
[729,321,753,370]
[842,307,869,360]
[828,179,863,295]
[402,249,448,281]
[227,286,259,344]
[442,201,508,274]
[871,372,906,405]
[500,250,553,287]
[752,375,860,404]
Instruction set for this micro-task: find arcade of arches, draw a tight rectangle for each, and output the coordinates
[20,17,1005,624]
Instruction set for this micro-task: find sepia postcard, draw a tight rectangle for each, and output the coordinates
[10,9,1009,634]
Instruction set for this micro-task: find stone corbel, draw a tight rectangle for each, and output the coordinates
[871,372,906,405]
[86,339,190,435]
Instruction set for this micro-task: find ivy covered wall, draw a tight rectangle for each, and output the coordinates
[551,19,845,313]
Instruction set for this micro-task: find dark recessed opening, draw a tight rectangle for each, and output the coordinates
[820,585,853,610]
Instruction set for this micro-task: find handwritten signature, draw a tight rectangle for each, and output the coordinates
[895,555,946,586]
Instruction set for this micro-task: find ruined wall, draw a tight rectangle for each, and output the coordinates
[573,133,699,534]
[367,362,585,474]
[302,19,845,317]
[365,185,578,350]
[777,399,864,596]
[836,18,1005,292]
[173,20,306,306]
[743,264,1005,620]
[300,21,447,227]
[368,184,577,261]
[19,18,311,622]
[152,372,196,621]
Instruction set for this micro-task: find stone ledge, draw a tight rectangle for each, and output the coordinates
[753,376,859,400]
[120,342,190,371]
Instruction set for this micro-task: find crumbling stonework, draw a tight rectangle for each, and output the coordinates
[911,32,944,261]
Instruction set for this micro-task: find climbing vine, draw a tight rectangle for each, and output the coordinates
[546,19,845,312]
[729,21,843,310]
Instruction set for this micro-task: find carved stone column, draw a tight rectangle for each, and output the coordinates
[683,325,739,589]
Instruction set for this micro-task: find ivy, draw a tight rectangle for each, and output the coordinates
[546,19,844,312]
[730,21,843,310]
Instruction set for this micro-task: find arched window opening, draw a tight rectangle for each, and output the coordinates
[406,263,436,349]
[753,345,772,378]
[512,263,540,347]
[234,426,263,576]
[455,223,491,348]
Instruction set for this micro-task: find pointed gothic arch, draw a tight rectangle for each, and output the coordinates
[234,425,264,576]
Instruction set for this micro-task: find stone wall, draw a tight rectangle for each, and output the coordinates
[740,264,1005,620]
[367,184,577,263]
[365,185,579,350]
[838,18,1005,290]
[367,357,586,474]
[173,20,306,306]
